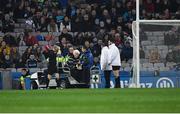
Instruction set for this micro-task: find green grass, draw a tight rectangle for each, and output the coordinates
[0,89,180,113]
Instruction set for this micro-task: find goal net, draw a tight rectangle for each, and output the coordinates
[131,20,180,88]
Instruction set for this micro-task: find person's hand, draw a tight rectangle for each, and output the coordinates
[102,64,106,70]
[76,64,82,70]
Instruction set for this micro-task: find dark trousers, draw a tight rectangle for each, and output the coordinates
[115,76,120,88]
[104,70,111,88]
[71,68,83,83]
[82,69,90,85]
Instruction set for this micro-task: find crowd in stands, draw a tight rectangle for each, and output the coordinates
[140,0,180,19]
[0,0,136,69]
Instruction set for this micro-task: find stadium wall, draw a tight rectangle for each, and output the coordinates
[7,70,180,89]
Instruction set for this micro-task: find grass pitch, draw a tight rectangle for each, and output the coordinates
[0,88,180,113]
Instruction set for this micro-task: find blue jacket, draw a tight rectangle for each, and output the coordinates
[80,49,94,69]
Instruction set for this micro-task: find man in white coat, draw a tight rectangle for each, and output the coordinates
[108,36,121,88]
[100,40,112,88]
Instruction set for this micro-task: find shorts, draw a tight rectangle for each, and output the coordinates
[112,66,120,70]
[48,66,58,75]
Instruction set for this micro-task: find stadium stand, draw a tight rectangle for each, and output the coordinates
[140,0,180,19]
[0,0,136,70]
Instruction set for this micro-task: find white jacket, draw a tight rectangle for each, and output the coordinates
[108,43,121,66]
[100,46,112,71]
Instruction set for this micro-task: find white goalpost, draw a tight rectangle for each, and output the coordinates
[130,0,140,88]
[130,0,180,88]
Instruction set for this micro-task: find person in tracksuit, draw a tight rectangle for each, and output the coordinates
[20,68,31,90]
[108,36,121,88]
[100,39,112,88]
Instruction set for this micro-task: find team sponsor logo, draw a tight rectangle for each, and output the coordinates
[156,77,174,88]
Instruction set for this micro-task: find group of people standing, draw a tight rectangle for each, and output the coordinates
[45,44,93,89]
[45,35,121,89]
[100,37,121,88]
[19,36,121,89]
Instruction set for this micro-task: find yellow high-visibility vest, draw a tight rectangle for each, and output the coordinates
[20,75,31,82]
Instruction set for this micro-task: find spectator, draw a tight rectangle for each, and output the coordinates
[141,0,180,19]
[45,32,54,42]
[35,31,45,41]
[47,19,59,32]
[15,58,26,68]
[38,16,48,32]
[0,41,10,55]
[2,14,14,32]
[33,12,43,31]
[91,39,102,58]
[59,28,73,44]
[67,46,74,58]
[60,16,71,32]
[82,14,92,32]
[164,30,179,46]
[10,47,21,67]
[166,49,174,63]
[3,33,17,46]
[105,17,114,31]
[114,33,123,48]
[17,33,26,46]
[149,48,160,63]
[121,41,133,62]
[59,37,69,56]
[24,30,38,46]
[144,0,155,13]
[84,40,90,49]
[26,54,38,68]
[96,27,106,40]
[73,32,83,46]
[83,32,93,43]
[14,0,25,19]
[22,47,32,64]
[35,47,45,63]
[71,8,83,32]
[0,48,12,68]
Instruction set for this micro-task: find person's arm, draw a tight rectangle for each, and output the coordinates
[68,22,71,31]
[108,47,113,65]
[60,22,64,32]
[100,48,105,70]
[47,24,50,32]
[55,24,59,32]
[100,48,107,70]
